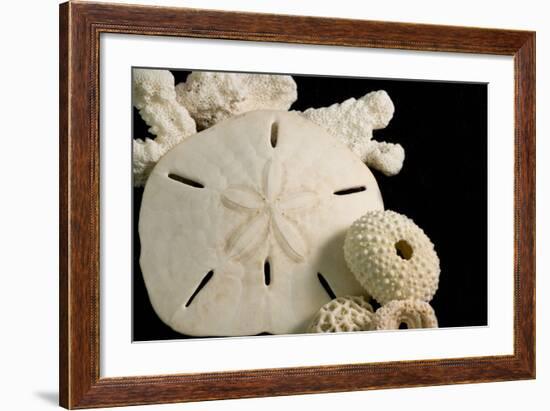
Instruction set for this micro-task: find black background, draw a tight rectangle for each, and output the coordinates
[133,70,488,341]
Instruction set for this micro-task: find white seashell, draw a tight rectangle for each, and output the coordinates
[373,299,438,330]
[132,69,197,187]
[175,72,297,130]
[344,210,440,304]
[139,110,384,336]
[308,296,375,333]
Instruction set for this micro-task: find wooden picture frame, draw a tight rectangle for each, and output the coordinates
[59,1,535,408]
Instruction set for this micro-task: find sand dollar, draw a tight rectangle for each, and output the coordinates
[139,110,384,336]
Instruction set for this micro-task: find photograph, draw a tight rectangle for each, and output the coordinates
[52,1,536,408]
[132,68,488,341]
[0,0,543,409]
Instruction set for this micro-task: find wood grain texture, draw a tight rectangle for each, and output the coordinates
[59,1,536,408]
[59,2,69,407]
[514,34,536,375]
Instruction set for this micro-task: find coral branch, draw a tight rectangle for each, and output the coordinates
[365,141,405,176]
[132,69,196,186]
[298,90,405,175]
[175,72,297,130]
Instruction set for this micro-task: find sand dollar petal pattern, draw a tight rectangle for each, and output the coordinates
[139,110,384,336]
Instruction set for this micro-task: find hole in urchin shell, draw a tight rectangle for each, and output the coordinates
[185,270,214,307]
[270,122,279,148]
[264,260,271,286]
[395,240,413,260]
[168,173,204,188]
[398,322,409,329]
[317,273,336,300]
[333,186,366,195]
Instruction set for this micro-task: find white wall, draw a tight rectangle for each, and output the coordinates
[0,0,546,410]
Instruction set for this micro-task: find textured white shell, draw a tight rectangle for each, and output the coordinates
[139,110,384,336]
[298,90,405,176]
[374,299,438,330]
[175,72,297,130]
[308,296,375,333]
[344,210,440,304]
[133,69,197,187]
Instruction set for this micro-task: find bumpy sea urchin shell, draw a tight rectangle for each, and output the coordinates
[308,296,375,333]
[374,299,438,330]
[344,210,440,305]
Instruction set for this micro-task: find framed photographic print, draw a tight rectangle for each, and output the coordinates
[59,1,535,409]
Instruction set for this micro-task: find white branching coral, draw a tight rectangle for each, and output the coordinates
[373,299,438,330]
[175,72,297,130]
[133,69,196,187]
[298,90,405,176]
[308,296,375,333]
[365,141,405,177]
[344,210,440,305]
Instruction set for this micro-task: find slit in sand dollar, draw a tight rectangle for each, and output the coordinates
[139,110,384,336]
